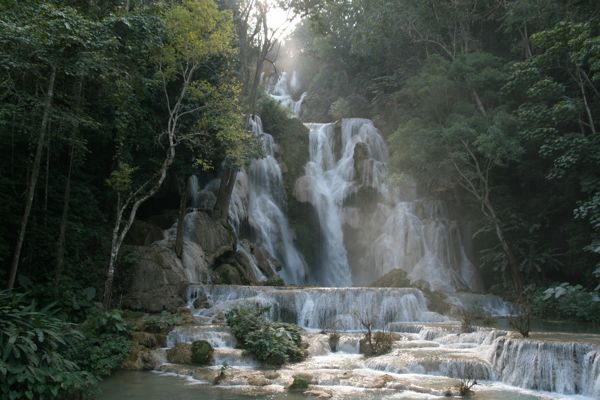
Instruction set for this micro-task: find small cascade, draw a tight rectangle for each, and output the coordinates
[491,336,600,396]
[188,285,447,330]
[268,71,306,118]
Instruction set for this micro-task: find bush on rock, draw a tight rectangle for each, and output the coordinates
[226,307,306,366]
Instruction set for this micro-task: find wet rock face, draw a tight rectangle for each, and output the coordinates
[120,245,188,313]
[183,211,235,265]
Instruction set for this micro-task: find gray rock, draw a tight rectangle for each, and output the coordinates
[184,211,235,264]
[121,244,188,312]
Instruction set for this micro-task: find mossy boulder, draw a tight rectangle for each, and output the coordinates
[166,343,192,364]
[191,340,213,366]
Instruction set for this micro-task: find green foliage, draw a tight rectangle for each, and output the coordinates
[262,276,285,286]
[289,376,310,391]
[530,283,600,324]
[191,340,214,365]
[83,308,130,335]
[226,307,306,366]
[143,311,183,334]
[71,308,132,378]
[0,290,97,400]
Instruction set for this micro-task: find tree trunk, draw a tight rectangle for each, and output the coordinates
[8,66,56,289]
[55,144,75,286]
[248,4,269,115]
[484,198,523,290]
[43,135,51,227]
[175,177,190,258]
[213,168,237,221]
[577,66,596,134]
[55,76,83,285]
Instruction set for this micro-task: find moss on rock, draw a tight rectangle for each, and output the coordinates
[166,343,192,364]
[191,340,214,366]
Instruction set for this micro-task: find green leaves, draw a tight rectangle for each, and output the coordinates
[0,290,97,399]
[226,307,306,366]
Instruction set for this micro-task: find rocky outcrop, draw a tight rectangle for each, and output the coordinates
[184,211,235,264]
[120,244,188,312]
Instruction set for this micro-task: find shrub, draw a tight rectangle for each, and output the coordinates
[0,290,97,400]
[530,283,600,324]
[289,376,310,391]
[143,310,183,333]
[191,340,214,365]
[262,276,285,286]
[72,308,132,377]
[359,331,394,357]
[226,307,306,366]
[329,332,340,352]
[458,375,477,396]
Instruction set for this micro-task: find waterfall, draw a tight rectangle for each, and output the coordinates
[298,118,480,291]
[303,123,352,286]
[243,116,307,284]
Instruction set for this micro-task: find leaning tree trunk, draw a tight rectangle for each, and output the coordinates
[8,66,56,289]
[213,168,237,221]
[102,142,176,309]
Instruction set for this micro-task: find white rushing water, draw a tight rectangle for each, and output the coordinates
[244,116,307,284]
[188,284,447,331]
[298,119,480,291]
[179,284,600,398]
[268,71,306,118]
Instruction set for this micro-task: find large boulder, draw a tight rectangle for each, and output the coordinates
[212,263,252,285]
[120,244,188,312]
[183,211,235,264]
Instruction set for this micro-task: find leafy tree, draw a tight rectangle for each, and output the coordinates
[102,0,239,307]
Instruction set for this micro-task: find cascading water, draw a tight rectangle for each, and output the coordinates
[243,116,307,284]
[188,284,446,330]
[302,123,352,286]
[297,117,480,291]
[268,71,306,118]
